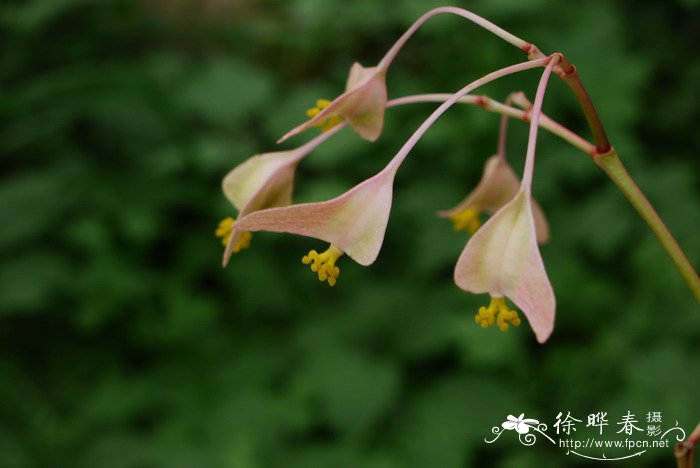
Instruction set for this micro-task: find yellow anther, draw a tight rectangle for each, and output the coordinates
[475,305,496,328]
[302,244,343,286]
[474,296,521,332]
[449,207,482,234]
[496,305,521,332]
[232,231,253,253]
[216,217,234,242]
[306,107,321,119]
[305,98,343,132]
[215,217,252,253]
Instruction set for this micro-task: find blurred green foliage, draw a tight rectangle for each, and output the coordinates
[1,0,699,467]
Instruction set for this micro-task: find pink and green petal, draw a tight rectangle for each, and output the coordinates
[454,189,555,343]
[222,150,302,212]
[234,168,397,266]
[439,155,550,244]
[220,125,344,267]
[279,63,387,143]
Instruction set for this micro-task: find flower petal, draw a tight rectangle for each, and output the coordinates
[221,126,345,267]
[222,150,302,211]
[454,189,555,343]
[340,63,387,141]
[530,197,550,245]
[346,61,374,89]
[279,63,387,143]
[234,168,396,266]
[222,228,245,267]
[438,156,519,216]
[439,155,549,243]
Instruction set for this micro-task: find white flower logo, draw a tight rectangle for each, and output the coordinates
[502,414,540,434]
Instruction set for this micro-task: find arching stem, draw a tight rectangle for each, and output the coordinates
[383,58,550,174]
[522,55,560,193]
[387,93,595,155]
[594,151,700,302]
[377,6,530,71]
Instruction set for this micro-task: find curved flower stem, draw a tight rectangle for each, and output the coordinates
[691,422,700,446]
[674,442,695,468]
[372,5,610,153]
[387,92,699,302]
[594,150,700,302]
[377,6,530,70]
[560,70,611,154]
[522,55,560,193]
[372,6,608,153]
[387,94,595,156]
[507,91,596,156]
[523,47,611,153]
[674,421,699,468]
[496,94,515,160]
[382,58,550,175]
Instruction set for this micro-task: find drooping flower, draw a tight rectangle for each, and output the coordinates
[277,6,534,145]
[438,154,550,243]
[279,62,387,143]
[454,189,555,343]
[234,58,551,286]
[232,162,399,286]
[453,55,560,343]
[217,124,344,266]
[439,90,548,241]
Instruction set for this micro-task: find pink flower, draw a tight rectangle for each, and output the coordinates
[216,125,343,266]
[233,162,398,286]
[279,63,387,143]
[438,154,550,243]
[234,59,551,286]
[454,189,555,343]
[453,55,561,343]
[278,7,532,144]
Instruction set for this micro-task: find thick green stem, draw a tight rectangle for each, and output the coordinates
[594,150,700,302]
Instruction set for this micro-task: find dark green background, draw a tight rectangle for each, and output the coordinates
[1,0,699,466]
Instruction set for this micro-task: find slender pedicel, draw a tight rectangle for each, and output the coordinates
[559,67,611,154]
[496,93,518,160]
[382,58,550,175]
[373,6,609,152]
[377,7,530,70]
[231,59,551,283]
[228,89,591,268]
[386,94,595,155]
[278,7,532,145]
[521,55,561,193]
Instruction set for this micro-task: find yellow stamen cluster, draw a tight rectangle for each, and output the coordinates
[475,296,521,332]
[306,98,343,132]
[215,217,252,253]
[302,244,343,286]
[449,207,482,234]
